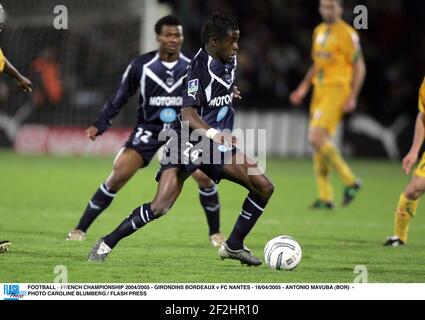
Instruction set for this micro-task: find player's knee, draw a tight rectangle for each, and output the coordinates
[309,133,323,150]
[314,165,328,176]
[404,184,424,200]
[309,129,328,150]
[258,180,275,200]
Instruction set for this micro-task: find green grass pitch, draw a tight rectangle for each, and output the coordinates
[1,150,425,283]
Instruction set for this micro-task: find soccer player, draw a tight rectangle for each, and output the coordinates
[67,15,226,247]
[88,11,274,266]
[0,6,32,93]
[290,0,366,209]
[0,3,33,254]
[384,77,425,247]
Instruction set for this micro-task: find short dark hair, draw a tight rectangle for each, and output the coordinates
[154,15,182,35]
[201,11,239,45]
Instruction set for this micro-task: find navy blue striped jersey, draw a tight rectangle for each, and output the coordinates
[181,48,236,132]
[94,50,191,134]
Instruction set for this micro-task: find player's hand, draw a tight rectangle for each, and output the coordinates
[85,126,99,141]
[17,76,33,93]
[290,86,307,106]
[233,86,242,100]
[343,95,357,113]
[213,131,237,148]
[402,151,418,175]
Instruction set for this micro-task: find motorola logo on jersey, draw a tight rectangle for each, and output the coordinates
[149,96,183,107]
[208,93,233,107]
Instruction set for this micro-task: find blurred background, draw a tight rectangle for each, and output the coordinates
[0,0,424,158]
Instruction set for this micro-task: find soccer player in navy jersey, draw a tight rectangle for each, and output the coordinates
[88,12,274,266]
[68,15,226,247]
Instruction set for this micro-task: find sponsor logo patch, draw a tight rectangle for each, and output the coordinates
[188,79,199,94]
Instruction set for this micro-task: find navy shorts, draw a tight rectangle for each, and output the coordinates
[155,131,237,183]
[124,123,169,167]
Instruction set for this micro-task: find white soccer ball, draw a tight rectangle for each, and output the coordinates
[264,235,302,271]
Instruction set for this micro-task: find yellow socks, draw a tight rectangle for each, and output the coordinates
[314,152,333,202]
[394,193,418,243]
[320,142,356,186]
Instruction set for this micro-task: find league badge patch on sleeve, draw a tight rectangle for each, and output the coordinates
[188,79,199,95]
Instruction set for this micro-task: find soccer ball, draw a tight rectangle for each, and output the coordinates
[264,235,302,271]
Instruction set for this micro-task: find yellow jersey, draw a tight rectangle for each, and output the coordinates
[419,77,425,113]
[312,19,361,86]
[0,48,5,72]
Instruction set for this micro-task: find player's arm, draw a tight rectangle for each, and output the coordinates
[181,107,236,146]
[88,60,140,141]
[343,32,366,113]
[181,67,236,146]
[403,112,425,175]
[3,58,33,92]
[343,53,366,113]
[290,64,315,106]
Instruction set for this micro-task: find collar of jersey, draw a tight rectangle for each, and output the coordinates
[200,48,235,70]
[142,53,184,93]
[200,49,235,90]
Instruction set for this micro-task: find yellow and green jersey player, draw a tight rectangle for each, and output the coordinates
[385,78,425,246]
[0,4,33,254]
[0,3,32,92]
[290,0,366,209]
[0,47,33,92]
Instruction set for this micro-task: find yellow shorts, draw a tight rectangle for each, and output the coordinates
[310,83,351,135]
[415,153,425,177]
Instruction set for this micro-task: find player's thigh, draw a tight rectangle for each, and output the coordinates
[191,169,214,188]
[221,152,274,199]
[151,168,185,215]
[414,153,425,180]
[310,85,347,135]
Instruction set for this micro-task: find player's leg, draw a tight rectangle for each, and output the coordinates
[309,126,335,209]
[191,169,224,247]
[309,86,336,208]
[217,152,274,266]
[312,85,361,206]
[309,125,360,207]
[68,148,144,240]
[88,167,185,262]
[385,166,425,246]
